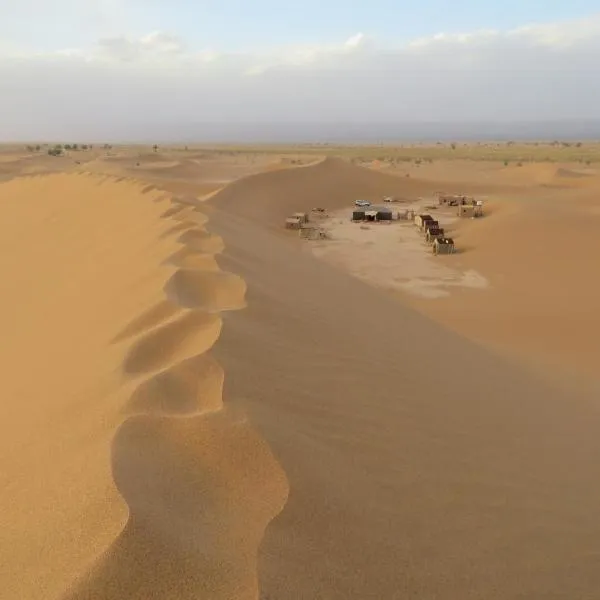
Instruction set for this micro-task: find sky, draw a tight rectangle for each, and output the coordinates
[1,0,600,141]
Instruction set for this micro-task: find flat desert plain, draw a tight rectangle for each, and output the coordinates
[1,142,600,599]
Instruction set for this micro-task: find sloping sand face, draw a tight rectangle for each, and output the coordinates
[416,188,600,380]
[0,173,288,599]
[208,162,600,599]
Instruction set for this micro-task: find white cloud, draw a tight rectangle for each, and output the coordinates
[1,14,600,141]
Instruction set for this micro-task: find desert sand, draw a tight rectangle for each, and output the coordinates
[1,143,600,599]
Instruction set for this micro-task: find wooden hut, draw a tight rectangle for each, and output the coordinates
[299,226,325,240]
[293,212,309,224]
[437,193,465,206]
[432,237,455,255]
[426,227,445,243]
[423,220,440,234]
[457,203,483,218]
[285,216,302,230]
[376,207,393,221]
[415,214,434,229]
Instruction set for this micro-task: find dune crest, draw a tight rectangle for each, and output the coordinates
[0,171,288,600]
[63,176,289,600]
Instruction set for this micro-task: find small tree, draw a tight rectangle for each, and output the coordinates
[35,144,41,152]
[153,144,159,152]
[450,143,456,150]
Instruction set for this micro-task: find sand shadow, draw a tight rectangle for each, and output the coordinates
[112,299,181,344]
[126,354,224,416]
[177,229,225,254]
[159,221,197,240]
[163,247,221,271]
[164,269,247,312]
[62,410,289,600]
[160,204,187,219]
[123,311,221,376]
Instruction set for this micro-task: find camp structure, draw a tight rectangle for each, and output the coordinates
[436,192,468,206]
[285,216,303,230]
[299,226,327,240]
[352,205,393,222]
[423,220,440,234]
[457,201,483,218]
[432,237,455,255]
[293,212,309,224]
[425,227,445,243]
[414,214,434,229]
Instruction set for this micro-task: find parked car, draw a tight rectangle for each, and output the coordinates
[355,199,370,207]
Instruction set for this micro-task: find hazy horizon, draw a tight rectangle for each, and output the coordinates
[5,120,600,145]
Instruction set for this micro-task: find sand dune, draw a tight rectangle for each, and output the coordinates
[3,147,600,599]
[164,269,247,312]
[0,171,287,600]
[208,166,600,598]
[214,156,517,229]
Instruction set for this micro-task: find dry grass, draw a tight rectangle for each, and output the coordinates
[175,141,600,163]
[4,140,600,164]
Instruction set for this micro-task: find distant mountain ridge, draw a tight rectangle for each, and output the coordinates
[127,120,600,144]
[7,120,600,145]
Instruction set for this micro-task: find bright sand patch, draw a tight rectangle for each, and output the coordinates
[0,173,287,599]
[311,208,489,298]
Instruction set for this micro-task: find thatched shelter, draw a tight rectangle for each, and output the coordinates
[432,237,455,255]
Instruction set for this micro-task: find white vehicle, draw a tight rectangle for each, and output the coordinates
[355,199,371,207]
[383,196,396,203]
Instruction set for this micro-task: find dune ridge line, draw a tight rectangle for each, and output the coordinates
[60,174,289,600]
